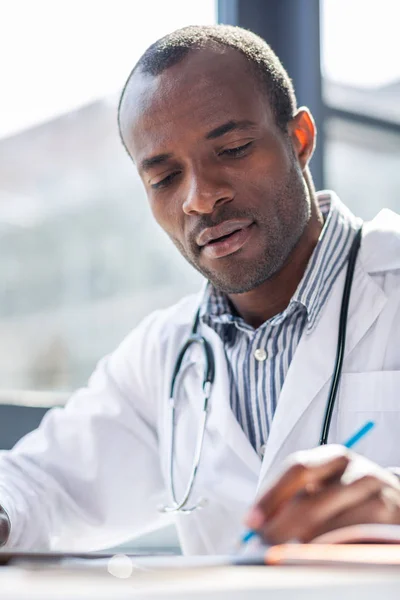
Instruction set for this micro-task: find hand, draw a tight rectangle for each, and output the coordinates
[245,445,400,544]
[0,506,10,546]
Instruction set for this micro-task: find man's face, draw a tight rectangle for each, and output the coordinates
[120,47,311,294]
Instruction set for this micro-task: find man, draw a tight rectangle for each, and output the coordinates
[1,25,400,554]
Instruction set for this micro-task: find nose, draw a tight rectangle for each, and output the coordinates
[182,166,234,216]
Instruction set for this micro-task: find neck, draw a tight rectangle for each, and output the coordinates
[228,199,324,329]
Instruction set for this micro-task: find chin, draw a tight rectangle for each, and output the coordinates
[206,271,264,295]
[205,257,282,295]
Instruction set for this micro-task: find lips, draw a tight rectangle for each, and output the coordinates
[196,219,255,260]
[196,219,254,247]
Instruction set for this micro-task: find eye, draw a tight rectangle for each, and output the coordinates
[151,171,180,190]
[219,141,253,158]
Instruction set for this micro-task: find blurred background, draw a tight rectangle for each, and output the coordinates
[0,0,399,549]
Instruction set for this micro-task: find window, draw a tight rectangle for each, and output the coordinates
[322,0,400,118]
[322,0,400,219]
[0,1,215,393]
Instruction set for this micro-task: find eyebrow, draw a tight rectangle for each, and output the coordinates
[140,153,173,172]
[205,119,256,140]
[140,120,255,172]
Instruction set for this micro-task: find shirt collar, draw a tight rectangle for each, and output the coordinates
[199,191,361,333]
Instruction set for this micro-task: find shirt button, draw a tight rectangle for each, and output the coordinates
[259,444,267,458]
[254,348,267,361]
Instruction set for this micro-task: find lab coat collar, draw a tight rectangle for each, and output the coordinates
[361,208,400,273]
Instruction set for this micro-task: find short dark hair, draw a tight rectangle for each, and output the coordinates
[118,24,297,145]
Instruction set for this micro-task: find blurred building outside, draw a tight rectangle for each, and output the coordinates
[0,99,202,393]
[324,79,400,221]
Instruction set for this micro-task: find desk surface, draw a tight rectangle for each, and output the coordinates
[1,564,400,600]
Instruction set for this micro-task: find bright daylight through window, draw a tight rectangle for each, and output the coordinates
[322,0,400,220]
[0,0,215,395]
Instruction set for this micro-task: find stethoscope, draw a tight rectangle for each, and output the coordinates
[159,226,363,514]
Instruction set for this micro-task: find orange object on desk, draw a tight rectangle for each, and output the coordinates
[266,543,400,567]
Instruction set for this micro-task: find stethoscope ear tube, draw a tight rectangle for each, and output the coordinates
[319,225,363,445]
[162,330,215,513]
[169,334,215,399]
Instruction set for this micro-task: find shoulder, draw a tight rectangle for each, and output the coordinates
[361,209,400,274]
[140,291,202,334]
[105,289,204,400]
[116,289,203,356]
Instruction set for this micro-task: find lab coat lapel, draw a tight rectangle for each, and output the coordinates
[258,259,387,483]
[200,325,261,476]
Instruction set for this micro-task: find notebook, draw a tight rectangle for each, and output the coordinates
[264,543,400,567]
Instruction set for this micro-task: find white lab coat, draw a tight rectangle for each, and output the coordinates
[1,207,400,554]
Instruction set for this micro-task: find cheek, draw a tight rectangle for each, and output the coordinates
[148,194,183,239]
[237,144,293,196]
[262,147,293,182]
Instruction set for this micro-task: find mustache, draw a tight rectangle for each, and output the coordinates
[187,208,256,249]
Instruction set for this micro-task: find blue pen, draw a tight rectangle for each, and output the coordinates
[342,420,375,449]
[240,420,376,546]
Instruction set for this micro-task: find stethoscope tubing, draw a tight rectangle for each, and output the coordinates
[319,225,363,444]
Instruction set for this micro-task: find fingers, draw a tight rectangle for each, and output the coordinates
[246,454,349,529]
[309,489,400,540]
[258,475,384,544]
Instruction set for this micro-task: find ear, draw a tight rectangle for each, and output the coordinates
[287,108,316,170]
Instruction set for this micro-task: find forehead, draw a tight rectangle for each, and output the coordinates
[120,47,276,162]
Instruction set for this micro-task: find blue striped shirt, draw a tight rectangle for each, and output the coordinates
[199,192,360,454]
